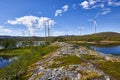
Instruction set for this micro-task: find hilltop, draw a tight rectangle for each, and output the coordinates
[26,42,120,80]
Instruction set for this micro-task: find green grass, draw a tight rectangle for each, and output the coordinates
[98,61,120,79]
[50,55,82,68]
[82,54,103,61]
[0,45,59,80]
[82,54,120,79]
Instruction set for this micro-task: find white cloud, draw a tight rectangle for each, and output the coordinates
[55,10,63,17]
[37,17,55,28]
[8,16,55,35]
[8,16,38,34]
[55,5,69,17]
[108,0,120,6]
[62,5,69,12]
[0,26,12,33]
[80,0,120,10]
[89,0,96,5]
[101,8,111,15]
[80,0,98,9]
[80,1,89,9]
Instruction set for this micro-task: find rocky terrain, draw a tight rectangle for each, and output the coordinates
[27,42,120,80]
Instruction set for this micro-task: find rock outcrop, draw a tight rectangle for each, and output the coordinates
[28,42,120,80]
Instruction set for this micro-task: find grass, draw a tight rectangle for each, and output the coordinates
[98,61,120,79]
[82,54,103,61]
[82,54,120,79]
[50,55,82,68]
[78,70,100,80]
[0,45,59,80]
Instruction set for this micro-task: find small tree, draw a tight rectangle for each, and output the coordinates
[2,39,17,50]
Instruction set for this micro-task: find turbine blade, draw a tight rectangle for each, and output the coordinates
[95,13,99,19]
[88,19,93,21]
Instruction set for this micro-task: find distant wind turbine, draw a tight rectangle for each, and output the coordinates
[22,30,25,36]
[79,27,84,36]
[89,13,99,34]
[28,31,31,36]
[46,19,51,41]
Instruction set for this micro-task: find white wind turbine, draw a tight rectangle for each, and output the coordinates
[89,13,99,34]
[22,30,25,36]
[78,27,84,36]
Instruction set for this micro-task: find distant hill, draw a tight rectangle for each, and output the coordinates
[57,32,120,41]
[0,35,12,39]
[0,32,120,41]
[82,32,120,41]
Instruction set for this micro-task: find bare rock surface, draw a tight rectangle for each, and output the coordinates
[28,42,120,80]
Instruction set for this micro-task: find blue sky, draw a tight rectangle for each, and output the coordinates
[0,0,120,36]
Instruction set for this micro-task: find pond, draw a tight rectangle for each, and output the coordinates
[90,45,120,55]
[0,57,18,68]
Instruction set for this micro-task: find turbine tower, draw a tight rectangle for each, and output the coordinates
[22,30,25,36]
[28,30,30,36]
[93,19,97,34]
[89,13,99,34]
[46,19,51,41]
[79,27,84,36]
[44,20,47,41]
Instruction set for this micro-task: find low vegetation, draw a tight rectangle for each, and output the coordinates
[0,45,59,80]
[81,54,120,79]
[98,61,120,79]
[50,55,82,68]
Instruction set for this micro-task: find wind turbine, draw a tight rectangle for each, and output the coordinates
[28,30,30,36]
[46,19,51,41]
[93,19,97,34]
[89,13,99,34]
[43,19,47,41]
[79,27,84,36]
[22,30,25,36]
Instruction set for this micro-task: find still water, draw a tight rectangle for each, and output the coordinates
[90,45,120,55]
[0,57,18,68]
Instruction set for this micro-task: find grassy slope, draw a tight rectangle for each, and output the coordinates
[0,45,59,80]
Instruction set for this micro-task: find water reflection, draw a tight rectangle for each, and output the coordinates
[0,57,18,68]
[90,45,120,55]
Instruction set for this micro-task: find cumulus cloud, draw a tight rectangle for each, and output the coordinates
[108,0,120,6]
[80,1,89,9]
[55,5,69,17]
[37,17,55,28]
[80,0,97,9]
[8,16,55,35]
[89,0,96,5]
[80,0,120,10]
[62,5,69,12]
[0,26,12,33]
[55,10,63,17]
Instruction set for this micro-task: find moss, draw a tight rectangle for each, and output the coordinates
[50,55,82,68]
[82,54,103,61]
[98,61,120,79]
[78,70,100,80]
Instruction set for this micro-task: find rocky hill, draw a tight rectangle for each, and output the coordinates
[25,42,120,80]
